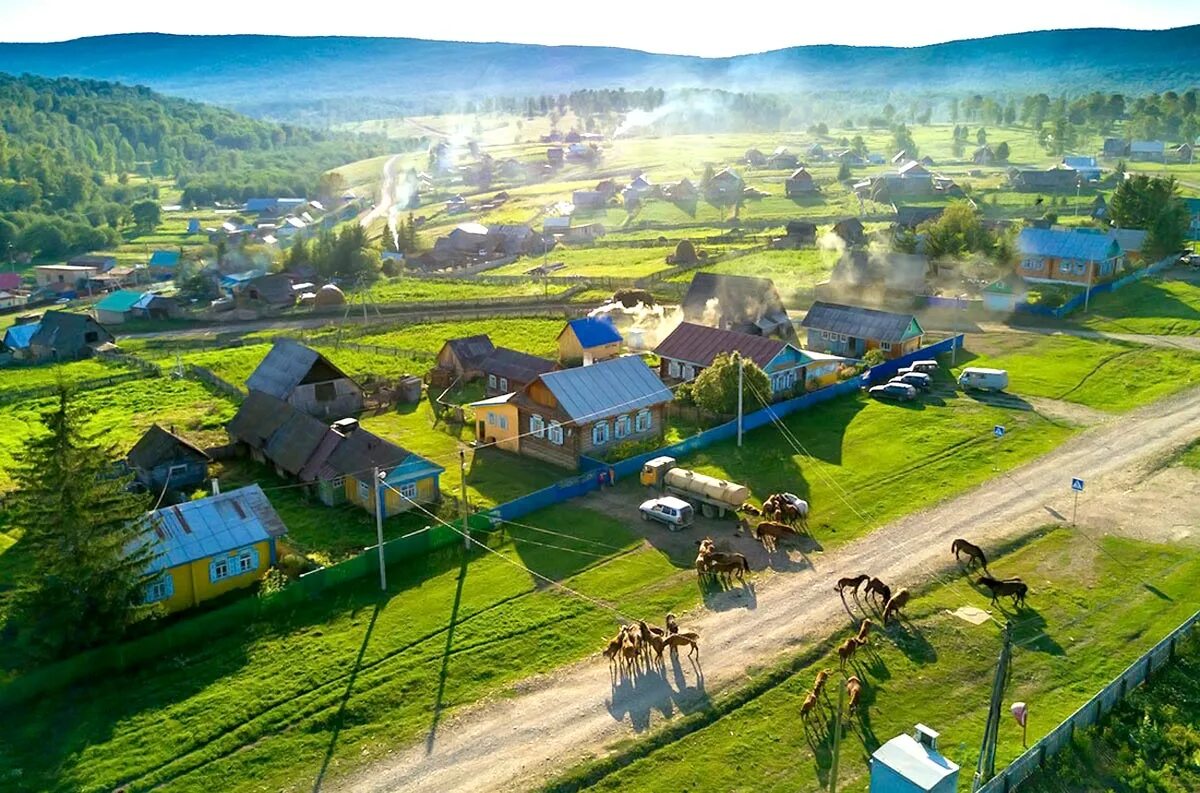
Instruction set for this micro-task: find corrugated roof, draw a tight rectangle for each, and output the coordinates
[654,322,788,369]
[536,355,672,424]
[481,347,556,382]
[127,424,210,471]
[1108,228,1147,254]
[1017,227,1121,261]
[325,427,417,477]
[801,301,923,343]
[444,334,495,367]
[149,250,180,267]
[565,317,622,348]
[264,409,330,475]
[246,340,351,398]
[95,290,144,313]
[871,733,959,791]
[227,391,292,449]
[136,484,286,573]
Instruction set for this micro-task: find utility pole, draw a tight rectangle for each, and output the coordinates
[952,294,962,365]
[829,682,845,792]
[972,623,1013,791]
[373,466,387,592]
[459,448,470,550]
[1084,262,1094,313]
[736,355,744,447]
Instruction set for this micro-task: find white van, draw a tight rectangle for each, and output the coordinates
[958,367,1009,392]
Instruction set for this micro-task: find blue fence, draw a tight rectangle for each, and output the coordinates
[1015,256,1175,319]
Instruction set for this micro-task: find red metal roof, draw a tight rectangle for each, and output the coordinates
[653,322,788,369]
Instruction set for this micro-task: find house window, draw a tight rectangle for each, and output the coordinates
[839,334,848,342]
[84,331,99,343]
[881,341,892,352]
[498,415,509,430]
[821,331,830,340]
[357,479,371,503]
[681,364,695,380]
[615,415,631,439]
[547,421,564,445]
[592,421,610,446]
[237,550,255,573]
[330,475,345,489]
[499,377,508,391]
[668,360,681,378]
[314,382,336,402]
[530,414,545,438]
[211,557,230,582]
[1021,259,1041,271]
[399,481,418,500]
[488,374,497,389]
[635,409,652,433]
[1074,262,1087,275]
[487,412,496,425]
[145,575,173,603]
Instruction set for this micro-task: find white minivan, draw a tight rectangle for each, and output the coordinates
[958,367,1009,392]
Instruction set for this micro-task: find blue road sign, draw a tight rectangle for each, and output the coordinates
[1071,478,1085,492]
[994,425,1006,438]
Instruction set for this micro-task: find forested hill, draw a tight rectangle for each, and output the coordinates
[0,73,392,260]
[0,27,1197,120]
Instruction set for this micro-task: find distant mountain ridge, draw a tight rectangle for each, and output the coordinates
[0,28,1196,118]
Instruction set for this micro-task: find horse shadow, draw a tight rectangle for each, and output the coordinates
[607,666,678,732]
[1007,606,1065,656]
[885,619,938,665]
[765,549,813,574]
[801,718,834,786]
[699,577,757,611]
[854,642,892,682]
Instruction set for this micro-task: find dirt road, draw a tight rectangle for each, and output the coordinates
[361,154,402,233]
[336,386,1200,793]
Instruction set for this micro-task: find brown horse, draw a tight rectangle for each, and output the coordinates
[846,675,863,714]
[883,589,911,625]
[978,576,1028,607]
[864,577,891,606]
[834,574,870,596]
[837,636,865,670]
[952,538,989,570]
[752,520,799,553]
[739,502,762,516]
[812,667,833,703]
[800,691,820,720]
[665,613,679,635]
[603,635,623,667]
[856,618,874,646]
[663,632,699,657]
[709,555,750,584]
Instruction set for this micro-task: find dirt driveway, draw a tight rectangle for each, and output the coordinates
[334,386,1200,793]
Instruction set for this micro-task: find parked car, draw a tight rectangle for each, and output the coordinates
[958,367,1009,392]
[869,382,918,402]
[639,496,694,530]
[905,360,939,375]
[892,371,932,391]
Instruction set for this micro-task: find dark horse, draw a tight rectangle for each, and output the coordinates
[978,576,1028,608]
[952,538,988,570]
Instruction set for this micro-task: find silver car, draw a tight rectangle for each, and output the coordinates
[869,381,918,402]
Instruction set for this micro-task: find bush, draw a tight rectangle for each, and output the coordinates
[258,567,290,598]
[602,437,662,463]
[861,349,887,368]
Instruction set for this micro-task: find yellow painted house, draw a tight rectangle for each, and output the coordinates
[557,317,622,365]
[469,393,521,452]
[136,484,288,614]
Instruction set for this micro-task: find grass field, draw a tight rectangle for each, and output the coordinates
[1076,275,1200,336]
[548,527,1200,793]
[955,333,1200,413]
[0,357,142,394]
[667,248,837,301]
[361,276,571,304]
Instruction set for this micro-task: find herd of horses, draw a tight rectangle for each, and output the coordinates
[602,613,699,676]
[951,537,1030,608]
[737,493,810,554]
[834,574,911,626]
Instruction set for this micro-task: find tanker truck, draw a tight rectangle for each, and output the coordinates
[639,455,749,519]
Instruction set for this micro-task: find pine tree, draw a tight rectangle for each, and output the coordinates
[8,387,153,658]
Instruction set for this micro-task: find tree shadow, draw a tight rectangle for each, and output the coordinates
[312,598,383,791]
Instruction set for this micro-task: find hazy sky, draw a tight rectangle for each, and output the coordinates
[1,0,1198,55]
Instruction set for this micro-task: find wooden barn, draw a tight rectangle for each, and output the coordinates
[245,340,364,420]
[126,424,211,495]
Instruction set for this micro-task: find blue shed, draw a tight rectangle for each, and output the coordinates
[870,724,959,793]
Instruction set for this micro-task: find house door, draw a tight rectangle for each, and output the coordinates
[477,421,486,440]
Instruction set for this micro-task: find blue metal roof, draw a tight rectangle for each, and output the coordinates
[1017,227,1121,262]
[538,355,672,423]
[3,322,39,350]
[95,289,144,313]
[149,250,181,267]
[135,484,287,573]
[566,317,622,348]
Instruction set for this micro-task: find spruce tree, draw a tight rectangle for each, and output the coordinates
[8,387,153,658]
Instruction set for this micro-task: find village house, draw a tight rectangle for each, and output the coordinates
[744,148,766,167]
[1129,140,1166,162]
[433,334,496,384]
[1016,227,1123,285]
[148,250,181,277]
[511,355,673,470]
[665,178,698,203]
[480,347,557,396]
[469,393,520,452]
[243,197,307,217]
[832,217,867,247]
[68,254,116,272]
[705,168,745,201]
[132,292,182,321]
[681,272,795,341]
[1107,228,1149,266]
[1062,155,1101,181]
[785,167,818,197]
[126,424,211,495]
[572,190,607,209]
[972,145,995,165]
[94,289,145,325]
[1173,143,1194,163]
[557,317,622,365]
[1186,198,1200,241]
[547,147,564,166]
[801,301,925,360]
[132,484,287,614]
[807,143,826,160]
[246,340,364,419]
[236,273,296,309]
[564,223,606,244]
[543,216,571,235]
[982,274,1029,313]
[1008,167,1080,193]
[654,322,830,397]
[771,220,817,249]
[4,310,114,362]
[893,205,944,230]
[1102,138,1130,159]
[34,264,99,290]
[766,147,799,170]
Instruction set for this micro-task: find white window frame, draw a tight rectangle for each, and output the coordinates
[530,414,545,438]
[212,557,229,581]
[548,421,564,445]
[668,360,681,377]
[682,364,695,380]
[881,341,892,352]
[488,374,497,389]
[145,575,172,603]
[615,414,631,439]
[498,415,509,430]
[592,421,610,446]
[330,475,345,489]
[237,551,255,574]
[499,377,508,391]
[399,480,418,500]
[635,409,652,433]
[839,334,848,342]
[487,412,496,425]
[357,479,371,503]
